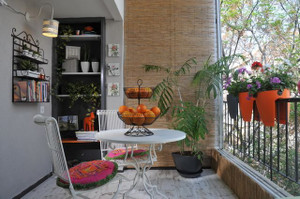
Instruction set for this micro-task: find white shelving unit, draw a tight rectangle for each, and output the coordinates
[59,35,101,41]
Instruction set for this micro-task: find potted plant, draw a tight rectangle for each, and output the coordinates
[65,81,100,113]
[144,55,233,177]
[249,62,297,126]
[80,44,90,72]
[22,44,30,56]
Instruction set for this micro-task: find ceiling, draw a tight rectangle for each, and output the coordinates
[51,0,113,19]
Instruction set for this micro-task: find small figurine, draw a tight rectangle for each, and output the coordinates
[83,112,95,131]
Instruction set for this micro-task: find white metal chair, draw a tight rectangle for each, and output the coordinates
[33,114,125,199]
[96,110,150,166]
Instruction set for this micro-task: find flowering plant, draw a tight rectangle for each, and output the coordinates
[247,61,296,96]
[224,67,251,97]
[225,60,297,97]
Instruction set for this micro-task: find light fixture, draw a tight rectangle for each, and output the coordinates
[25,3,59,38]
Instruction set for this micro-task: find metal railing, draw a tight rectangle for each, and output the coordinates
[223,97,300,190]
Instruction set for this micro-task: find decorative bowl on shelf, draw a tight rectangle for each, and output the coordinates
[124,87,153,99]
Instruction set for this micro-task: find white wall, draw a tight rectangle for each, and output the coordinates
[0,1,52,198]
[106,19,124,109]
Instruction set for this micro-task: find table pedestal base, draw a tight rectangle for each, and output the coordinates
[122,145,168,199]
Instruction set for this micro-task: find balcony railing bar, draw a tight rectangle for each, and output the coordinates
[223,98,300,188]
[295,101,298,182]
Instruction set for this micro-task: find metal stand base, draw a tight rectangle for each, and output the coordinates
[124,126,154,137]
[122,144,168,199]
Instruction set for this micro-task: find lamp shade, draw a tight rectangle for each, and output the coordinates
[42,19,59,38]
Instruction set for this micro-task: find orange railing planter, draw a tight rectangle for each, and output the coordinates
[256,89,290,127]
[239,92,255,122]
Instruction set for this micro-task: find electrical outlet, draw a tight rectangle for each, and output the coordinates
[40,106,44,114]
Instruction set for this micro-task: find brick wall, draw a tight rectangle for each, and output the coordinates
[124,0,218,166]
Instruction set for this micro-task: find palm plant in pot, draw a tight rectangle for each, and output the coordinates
[144,56,234,178]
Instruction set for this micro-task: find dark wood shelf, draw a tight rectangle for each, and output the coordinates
[62,138,99,144]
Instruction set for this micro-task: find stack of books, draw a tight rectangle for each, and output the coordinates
[75,131,98,141]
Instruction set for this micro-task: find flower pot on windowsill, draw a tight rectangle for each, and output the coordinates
[256,89,290,127]
[239,92,255,122]
[80,61,90,72]
[227,94,239,120]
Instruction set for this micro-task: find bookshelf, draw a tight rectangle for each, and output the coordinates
[52,18,106,162]
[11,28,50,103]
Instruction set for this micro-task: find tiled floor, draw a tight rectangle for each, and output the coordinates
[22,169,237,199]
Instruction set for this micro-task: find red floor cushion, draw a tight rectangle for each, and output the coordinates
[57,160,118,190]
[105,148,149,160]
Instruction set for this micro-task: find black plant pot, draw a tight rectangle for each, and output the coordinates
[172,152,203,178]
[227,94,239,120]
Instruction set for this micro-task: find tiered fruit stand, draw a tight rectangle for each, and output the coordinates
[118,79,160,136]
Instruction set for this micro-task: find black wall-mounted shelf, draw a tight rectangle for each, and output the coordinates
[11,28,50,103]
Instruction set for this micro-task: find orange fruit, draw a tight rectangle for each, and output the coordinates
[144,111,156,124]
[121,111,133,125]
[128,107,137,113]
[132,113,145,126]
[151,106,161,117]
[140,87,153,98]
[137,104,147,113]
[119,105,128,114]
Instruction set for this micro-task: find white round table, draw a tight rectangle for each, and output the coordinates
[96,128,186,199]
[96,128,186,144]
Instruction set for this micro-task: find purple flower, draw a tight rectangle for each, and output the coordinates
[223,76,232,89]
[237,67,247,74]
[256,81,261,89]
[270,77,281,84]
[247,84,252,89]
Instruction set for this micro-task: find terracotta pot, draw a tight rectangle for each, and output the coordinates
[227,94,239,120]
[256,89,290,127]
[239,92,255,122]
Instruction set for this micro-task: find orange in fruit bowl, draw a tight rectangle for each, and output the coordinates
[132,113,145,126]
[151,106,161,117]
[119,105,128,114]
[124,87,153,99]
[121,111,133,125]
[144,110,156,124]
[139,87,153,98]
[128,107,137,113]
[137,104,147,113]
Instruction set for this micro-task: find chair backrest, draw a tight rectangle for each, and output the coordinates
[33,114,71,183]
[96,110,124,130]
[96,110,125,159]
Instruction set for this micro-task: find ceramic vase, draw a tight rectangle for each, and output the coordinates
[91,62,99,72]
[81,61,90,72]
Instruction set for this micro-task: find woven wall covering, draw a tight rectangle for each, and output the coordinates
[124,0,218,167]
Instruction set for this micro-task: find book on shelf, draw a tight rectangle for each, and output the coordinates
[14,81,28,102]
[75,131,98,140]
[13,80,50,102]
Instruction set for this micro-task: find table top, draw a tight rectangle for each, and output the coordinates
[96,128,186,144]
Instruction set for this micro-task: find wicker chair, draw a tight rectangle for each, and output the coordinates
[33,114,124,199]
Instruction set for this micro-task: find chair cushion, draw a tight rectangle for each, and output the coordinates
[57,160,118,190]
[105,148,149,160]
